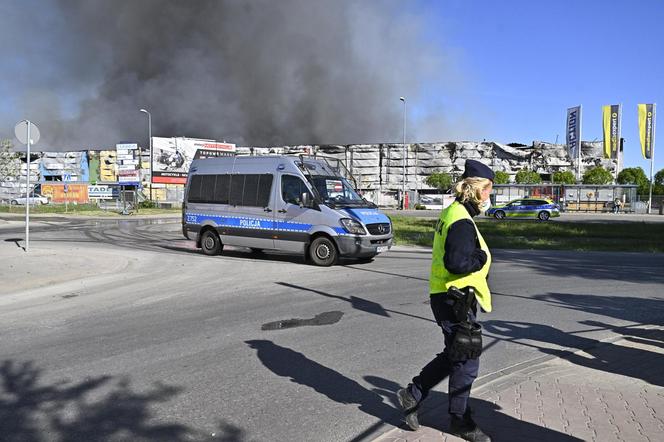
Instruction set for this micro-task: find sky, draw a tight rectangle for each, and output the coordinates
[1,0,663,175]
[416,0,664,173]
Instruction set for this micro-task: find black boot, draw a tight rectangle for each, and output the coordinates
[449,409,491,442]
[396,383,422,431]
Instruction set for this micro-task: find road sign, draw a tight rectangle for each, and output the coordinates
[63,173,72,181]
[13,120,41,254]
[14,120,40,145]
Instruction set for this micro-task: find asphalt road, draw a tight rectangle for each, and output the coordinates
[1,216,663,441]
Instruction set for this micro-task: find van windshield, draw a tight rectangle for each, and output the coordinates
[311,175,368,207]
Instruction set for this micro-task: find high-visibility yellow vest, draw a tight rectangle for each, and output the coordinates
[430,201,492,312]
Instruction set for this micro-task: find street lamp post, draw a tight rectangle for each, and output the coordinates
[139,109,153,201]
[400,96,406,209]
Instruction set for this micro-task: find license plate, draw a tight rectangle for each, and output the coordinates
[376,246,387,253]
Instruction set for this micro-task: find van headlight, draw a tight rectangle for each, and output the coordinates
[340,218,366,235]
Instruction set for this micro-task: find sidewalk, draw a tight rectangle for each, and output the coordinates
[373,327,664,442]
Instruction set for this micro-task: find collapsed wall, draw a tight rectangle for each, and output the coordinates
[0,140,617,205]
[237,140,616,198]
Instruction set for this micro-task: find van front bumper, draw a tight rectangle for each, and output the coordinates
[335,235,393,258]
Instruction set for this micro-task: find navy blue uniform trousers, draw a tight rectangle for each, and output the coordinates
[412,293,479,416]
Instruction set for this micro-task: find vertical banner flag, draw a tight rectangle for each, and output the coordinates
[638,103,656,159]
[566,106,581,157]
[602,104,621,159]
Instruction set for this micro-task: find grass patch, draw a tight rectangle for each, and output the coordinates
[390,215,664,253]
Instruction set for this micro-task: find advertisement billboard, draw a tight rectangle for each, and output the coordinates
[88,185,118,199]
[41,183,89,203]
[152,137,236,184]
[116,143,141,185]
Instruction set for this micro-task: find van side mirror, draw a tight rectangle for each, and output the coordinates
[301,192,312,208]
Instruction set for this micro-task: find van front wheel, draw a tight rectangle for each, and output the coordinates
[201,230,223,256]
[309,237,338,266]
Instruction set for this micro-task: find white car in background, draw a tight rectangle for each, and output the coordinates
[10,192,50,205]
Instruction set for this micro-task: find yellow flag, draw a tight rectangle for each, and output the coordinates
[638,104,655,159]
[602,105,620,159]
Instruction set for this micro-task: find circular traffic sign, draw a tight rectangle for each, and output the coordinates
[14,120,40,145]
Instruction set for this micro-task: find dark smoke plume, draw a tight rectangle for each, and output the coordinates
[1,0,468,150]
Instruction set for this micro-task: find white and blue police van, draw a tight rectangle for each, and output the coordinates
[182,155,393,266]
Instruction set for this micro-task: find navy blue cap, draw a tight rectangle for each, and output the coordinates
[462,159,494,181]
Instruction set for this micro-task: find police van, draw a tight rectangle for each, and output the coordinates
[182,155,393,266]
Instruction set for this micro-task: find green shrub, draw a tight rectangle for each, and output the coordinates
[139,200,157,209]
[494,171,510,184]
[552,170,577,184]
[515,168,542,184]
[583,166,613,185]
[617,167,650,196]
[425,172,453,191]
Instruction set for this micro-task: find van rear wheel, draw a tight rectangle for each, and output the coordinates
[201,230,223,255]
[309,237,338,266]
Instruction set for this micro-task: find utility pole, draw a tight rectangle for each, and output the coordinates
[400,96,406,209]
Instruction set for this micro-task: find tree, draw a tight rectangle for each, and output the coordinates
[552,170,576,185]
[515,168,542,184]
[425,172,453,192]
[654,168,664,195]
[582,166,613,185]
[617,167,650,196]
[0,139,20,185]
[493,171,510,184]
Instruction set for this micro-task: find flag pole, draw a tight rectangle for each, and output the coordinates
[648,103,656,214]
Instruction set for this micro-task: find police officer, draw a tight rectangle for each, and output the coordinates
[397,159,494,442]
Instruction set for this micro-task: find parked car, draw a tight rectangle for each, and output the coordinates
[10,192,50,205]
[486,198,560,221]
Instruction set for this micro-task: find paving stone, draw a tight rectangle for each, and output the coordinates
[372,331,664,442]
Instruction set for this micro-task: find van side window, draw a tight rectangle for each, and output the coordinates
[188,175,203,202]
[201,175,216,202]
[230,175,245,206]
[281,175,311,205]
[242,175,259,206]
[214,175,230,204]
[189,173,273,206]
[257,174,273,207]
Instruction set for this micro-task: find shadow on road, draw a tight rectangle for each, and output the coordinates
[244,341,580,442]
[275,281,434,323]
[0,360,237,442]
[246,339,403,429]
[341,263,429,281]
[483,319,664,387]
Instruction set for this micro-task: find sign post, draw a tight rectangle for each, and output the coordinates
[63,173,71,213]
[14,120,40,252]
